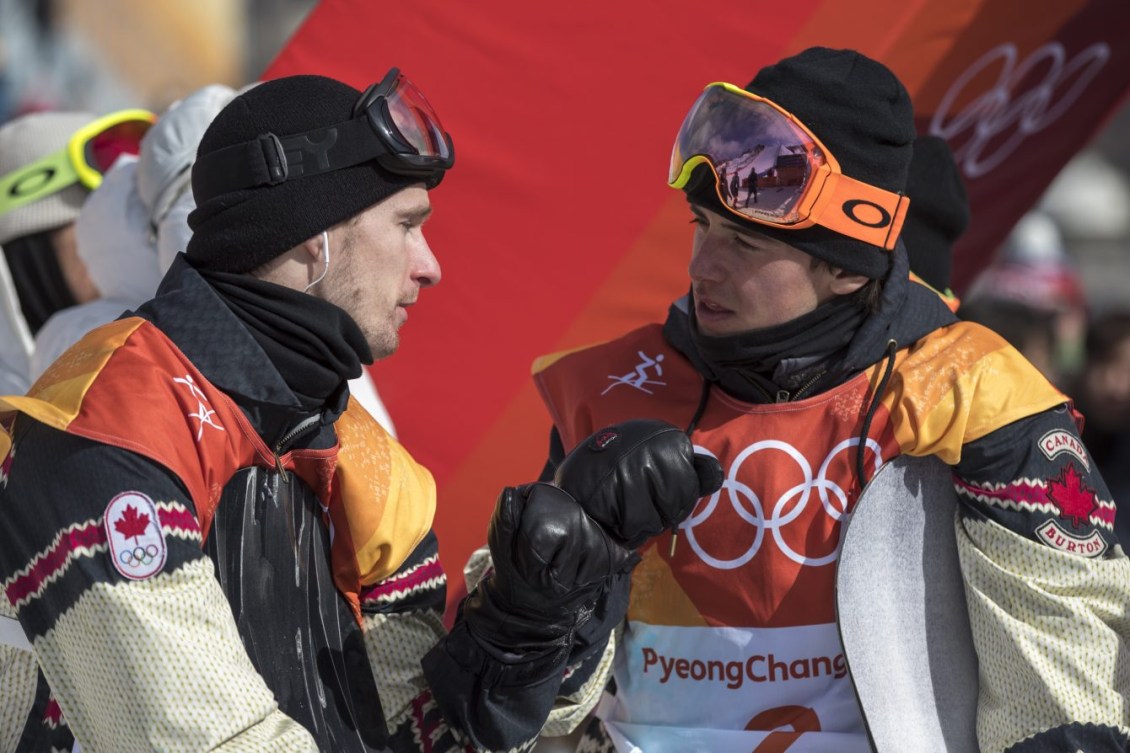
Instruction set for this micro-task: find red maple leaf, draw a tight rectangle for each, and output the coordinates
[1047,464,1096,529]
[113,504,150,541]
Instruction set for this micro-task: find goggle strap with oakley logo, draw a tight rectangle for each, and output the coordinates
[808,171,910,251]
[0,108,155,218]
[0,149,82,217]
[192,116,388,200]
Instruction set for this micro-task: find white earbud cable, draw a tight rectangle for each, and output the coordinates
[303,230,331,293]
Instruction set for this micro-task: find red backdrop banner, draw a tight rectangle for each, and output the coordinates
[266,0,1130,614]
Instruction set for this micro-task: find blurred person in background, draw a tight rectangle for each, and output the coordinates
[962,210,1088,388]
[28,85,236,377]
[29,154,160,376]
[1074,309,1130,544]
[960,297,1060,382]
[902,134,968,312]
[0,109,153,394]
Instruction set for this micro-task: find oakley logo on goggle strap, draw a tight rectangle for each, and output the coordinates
[5,167,58,200]
[840,199,892,229]
[0,158,81,217]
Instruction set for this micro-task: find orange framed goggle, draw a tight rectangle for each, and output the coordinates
[668,82,909,250]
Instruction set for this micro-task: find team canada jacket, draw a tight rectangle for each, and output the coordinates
[533,251,1130,753]
[0,259,607,753]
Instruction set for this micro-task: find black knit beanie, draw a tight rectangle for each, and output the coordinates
[902,135,969,292]
[687,47,915,279]
[187,75,421,273]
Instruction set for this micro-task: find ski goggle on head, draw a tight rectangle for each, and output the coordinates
[668,82,908,250]
[191,67,455,200]
[0,109,156,218]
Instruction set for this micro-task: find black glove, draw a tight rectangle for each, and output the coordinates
[554,419,724,549]
[422,482,637,750]
[550,420,723,670]
[463,482,637,660]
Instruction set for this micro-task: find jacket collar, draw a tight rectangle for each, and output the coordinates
[133,255,303,410]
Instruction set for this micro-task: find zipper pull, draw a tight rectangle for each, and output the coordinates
[775,389,790,403]
[273,450,290,484]
[669,526,679,557]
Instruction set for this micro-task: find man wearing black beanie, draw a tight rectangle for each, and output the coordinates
[533,47,1130,752]
[0,71,716,752]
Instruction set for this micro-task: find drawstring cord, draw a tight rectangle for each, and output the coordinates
[685,378,713,435]
[671,378,714,556]
[855,340,898,488]
[675,338,897,555]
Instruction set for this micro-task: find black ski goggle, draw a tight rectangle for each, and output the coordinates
[192,67,455,201]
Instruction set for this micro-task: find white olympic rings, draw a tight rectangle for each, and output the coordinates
[930,41,1110,179]
[681,438,883,569]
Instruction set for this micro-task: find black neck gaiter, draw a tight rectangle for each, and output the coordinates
[198,268,372,410]
[690,290,868,402]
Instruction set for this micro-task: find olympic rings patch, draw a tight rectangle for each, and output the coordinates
[118,544,161,567]
[104,491,168,580]
[681,437,884,570]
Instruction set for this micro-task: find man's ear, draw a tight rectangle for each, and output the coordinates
[828,267,869,296]
[299,232,325,262]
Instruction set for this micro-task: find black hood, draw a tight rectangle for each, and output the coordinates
[664,243,958,401]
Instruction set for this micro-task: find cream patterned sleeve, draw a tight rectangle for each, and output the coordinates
[0,421,321,753]
[957,514,1130,753]
[25,560,319,753]
[0,598,37,753]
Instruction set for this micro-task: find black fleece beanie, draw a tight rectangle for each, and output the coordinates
[187,75,420,273]
[687,47,915,279]
[902,135,969,292]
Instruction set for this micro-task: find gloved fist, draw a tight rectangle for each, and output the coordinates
[554,419,724,549]
[423,483,638,747]
[488,482,638,611]
[463,482,637,657]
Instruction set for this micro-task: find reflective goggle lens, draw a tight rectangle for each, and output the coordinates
[386,74,452,161]
[354,68,454,180]
[86,118,153,174]
[668,83,909,250]
[669,84,825,226]
[69,110,154,192]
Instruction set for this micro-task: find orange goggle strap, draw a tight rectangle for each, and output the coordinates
[797,164,910,250]
[670,83,909,251]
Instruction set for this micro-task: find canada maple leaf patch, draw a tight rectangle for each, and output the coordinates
[1046,463,1096,529]
[104,492,167,580]
[113,504,150,541]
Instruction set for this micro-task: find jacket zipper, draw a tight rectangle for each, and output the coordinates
[775,370,827,403]
[271,414,322,484]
